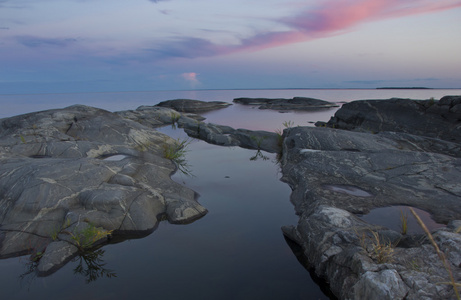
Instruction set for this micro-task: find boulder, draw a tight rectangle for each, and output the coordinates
[0,105,207,275]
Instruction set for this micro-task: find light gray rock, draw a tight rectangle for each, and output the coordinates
[281,101,461,299]
[0,105,207,275]
[353,269,409,299]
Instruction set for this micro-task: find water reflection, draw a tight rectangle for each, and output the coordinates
[249,149,269,161]
[359,205,446,234]
[72,249,117,283]
[19,247,116,288]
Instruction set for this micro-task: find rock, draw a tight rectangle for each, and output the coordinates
[324,97,461,143]
[0,105,207,275]
[182,120,281,153]
[155,99,232,113]
[116,105,205,128]
[280,97,461,299]
[37,241,79,275]
[353,269,409,299]
[233,97,339,111]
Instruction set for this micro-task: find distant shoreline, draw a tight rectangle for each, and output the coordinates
[376,87,433,89]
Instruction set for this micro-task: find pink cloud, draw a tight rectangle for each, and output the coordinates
[181,72,200,87]
[227,0,461,54]
[151,0,461,59]
[282,0,461,37]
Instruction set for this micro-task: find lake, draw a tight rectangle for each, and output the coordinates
[1,89,459,299]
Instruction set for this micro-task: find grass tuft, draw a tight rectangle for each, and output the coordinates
[400,209,408,235]
[163,138,193,176]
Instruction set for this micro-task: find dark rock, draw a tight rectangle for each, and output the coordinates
[155,99,231,113]
[0,105,207,275]
[233,97,339,111]
[182,120,281,153]
[324,97,461,142]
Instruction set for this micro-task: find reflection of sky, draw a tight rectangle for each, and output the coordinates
[1,0,460,93]
[1,88,460,119]
[360,206,445,234]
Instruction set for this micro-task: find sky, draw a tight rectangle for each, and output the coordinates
[1,0,461,93]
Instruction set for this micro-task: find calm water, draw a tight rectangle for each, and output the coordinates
[1,89,460,299]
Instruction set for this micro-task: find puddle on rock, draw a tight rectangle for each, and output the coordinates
[359,205,446,234]
[323,184,372,197]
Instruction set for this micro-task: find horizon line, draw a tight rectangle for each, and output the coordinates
[2,87,461,96]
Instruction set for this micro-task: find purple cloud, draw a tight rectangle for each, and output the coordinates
[145,0,461,60]
[147,37,231,59]
[15,36,78,48]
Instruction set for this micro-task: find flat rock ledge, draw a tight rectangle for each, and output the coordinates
[233,97,339,111]
[118,104,281,153]
[155,99,232,113]
[281,96,461,299]
[0,105,207,275]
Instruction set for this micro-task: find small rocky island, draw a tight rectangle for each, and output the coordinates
[0,96,460,299]
[233,96,339,110]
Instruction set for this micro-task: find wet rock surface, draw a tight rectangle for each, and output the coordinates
[233,97,339,111]
[0,105,207,275]
[281,97,461,299]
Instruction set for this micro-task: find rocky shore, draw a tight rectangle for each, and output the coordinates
[0,105,207,275]
[282,96,461,299]
[0,96,460,299]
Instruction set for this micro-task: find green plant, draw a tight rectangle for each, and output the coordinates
[400,209,408,235]
[162,138,193,176]
[68,223,113,251]
[170,112,181,129]
[282,120,294,128]
[250,135,266,150]
[410,208,460,299]
[170,111,180,123]
[50,228,59,241]
[274,121,296,147]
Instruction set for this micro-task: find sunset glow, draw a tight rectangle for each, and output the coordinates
[0,0,460,93]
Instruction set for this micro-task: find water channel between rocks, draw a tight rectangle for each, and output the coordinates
[0,125,330,300]
[2,89,458,299]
